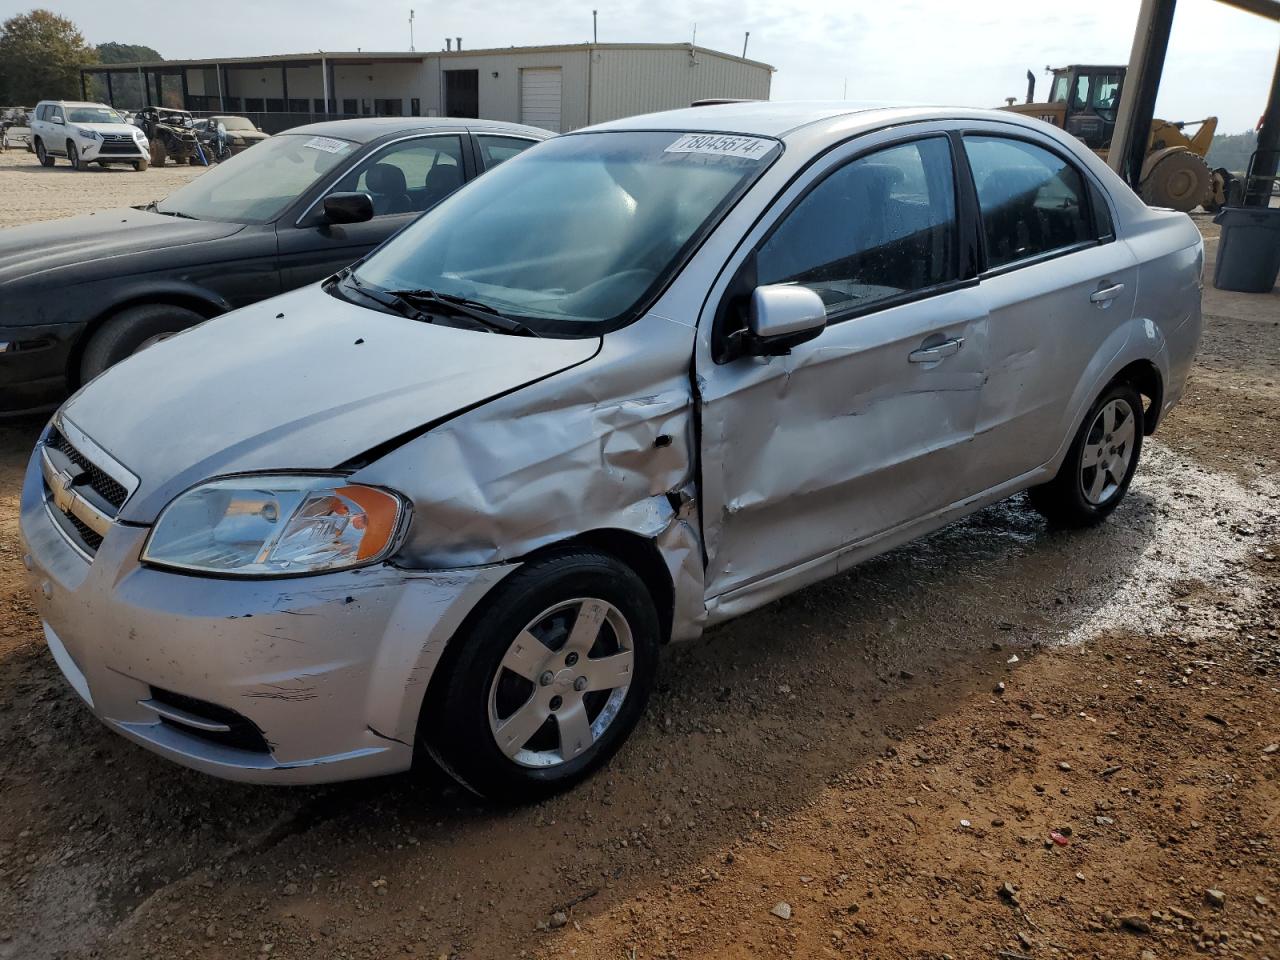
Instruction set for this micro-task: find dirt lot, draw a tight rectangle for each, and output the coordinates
[0,178,1276,959]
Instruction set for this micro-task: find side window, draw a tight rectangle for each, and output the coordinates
[964,136,1092,270]
[52,105,64,123]
[1071,74,1091,110]
[332,136,465,216]
[756,137,958,318]
[476,135,536,170]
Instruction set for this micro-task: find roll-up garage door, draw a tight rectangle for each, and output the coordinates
[520,67,562,132]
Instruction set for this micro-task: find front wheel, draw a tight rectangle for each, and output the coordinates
[67,141,87,171]
[132,157,148,172]
[422,549,659,802]
[35,138,54,167]
[80,303,206,381]
[1028,381,1144,527]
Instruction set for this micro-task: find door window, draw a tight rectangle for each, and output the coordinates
[964,135,1092,269]
[51,105,64,123]
[331,136,465,216]
[475,134,536,170]
[755,136,959,318]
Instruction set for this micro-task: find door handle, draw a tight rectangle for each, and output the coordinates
[908,337,964,363]
[1089,282,1125,305]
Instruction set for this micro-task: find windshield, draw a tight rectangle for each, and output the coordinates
[351,130,779,334]
[156,133,356,223]
[67,106,122,124]
[216,116,256,131]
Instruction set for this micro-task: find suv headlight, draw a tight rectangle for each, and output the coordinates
[133,129,147,142]
[142,475,407,577]
[76,127,100,140]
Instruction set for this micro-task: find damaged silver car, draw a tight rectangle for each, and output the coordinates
[20,103,1203,799]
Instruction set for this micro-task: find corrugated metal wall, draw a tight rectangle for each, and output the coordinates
[587,48,772,125]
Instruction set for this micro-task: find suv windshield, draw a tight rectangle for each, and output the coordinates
[67,106,122,124]
[216,116,256,131]
[155,133,356,223]
[351,130,780,334]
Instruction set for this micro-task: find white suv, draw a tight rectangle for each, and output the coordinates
[30,101,149,171]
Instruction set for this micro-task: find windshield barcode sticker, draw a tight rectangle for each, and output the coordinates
[303,136,349,154]
[664,133,773,160]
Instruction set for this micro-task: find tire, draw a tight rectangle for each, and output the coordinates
[1140,151,1212,213]
[35,138,54,167]
[1027,381,1144,528]
[150,141,167,166]
[422,549,660,802]
[80,303,206,381]
[133,157,148,172]
[67,141,87,171]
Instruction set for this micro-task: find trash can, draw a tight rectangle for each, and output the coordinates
[1212,206,1280,294]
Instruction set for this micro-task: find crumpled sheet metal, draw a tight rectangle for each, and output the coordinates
[353,314,708,641]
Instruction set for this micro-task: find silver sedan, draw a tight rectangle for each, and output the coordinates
[20,102,1203,799]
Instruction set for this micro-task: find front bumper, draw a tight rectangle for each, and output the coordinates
[18,448,515,784]
[80,137,147,162]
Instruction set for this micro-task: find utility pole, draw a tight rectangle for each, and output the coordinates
[742,31,749,58]
[409,9,415,51]
[592,9,598,43]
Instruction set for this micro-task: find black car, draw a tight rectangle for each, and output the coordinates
[0,117,549,414]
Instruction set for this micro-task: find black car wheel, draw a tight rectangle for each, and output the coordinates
[421,549,660,802]
[80,303,207,381]
[67,141,87,171]
[35,138,54,167]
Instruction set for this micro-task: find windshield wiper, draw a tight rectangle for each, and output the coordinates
[388,288,541,338]
[142,199,197,219]
[337,272,429,322]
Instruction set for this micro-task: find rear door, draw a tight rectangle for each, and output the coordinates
[697,131,991,599]
[276,133,471,290]
[961,128,1137,488]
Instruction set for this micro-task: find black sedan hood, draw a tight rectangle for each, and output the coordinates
[0,209,243,287]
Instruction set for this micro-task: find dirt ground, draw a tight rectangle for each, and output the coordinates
[0,180,1276,960]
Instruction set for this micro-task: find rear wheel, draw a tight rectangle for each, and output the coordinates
[422,549,659,802]
[1028,381,1144,527]
[35,138,54,167]
[80,303,206,381]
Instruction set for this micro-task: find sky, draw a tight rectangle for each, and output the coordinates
[4,0,1277,133]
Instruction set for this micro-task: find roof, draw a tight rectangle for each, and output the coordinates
[267,115,550,144]
[38,100,110,107]
[81,42,773,73]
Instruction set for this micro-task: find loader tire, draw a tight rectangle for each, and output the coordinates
[1140,151,1212,213]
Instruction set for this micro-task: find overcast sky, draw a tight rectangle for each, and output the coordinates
[6,0,1276,133]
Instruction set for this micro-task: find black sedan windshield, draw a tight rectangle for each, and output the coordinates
[352,130,779,333]
[156,133,356,224]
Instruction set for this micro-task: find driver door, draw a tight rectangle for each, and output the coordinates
[697,131,991,602]
[276,133,470,290]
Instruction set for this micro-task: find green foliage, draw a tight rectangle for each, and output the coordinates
[1206,130,1259,176]
[90,42,164,106]
[0,9,98,105]
[96,42,162,64]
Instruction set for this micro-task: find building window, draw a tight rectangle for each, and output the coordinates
[342,98,358,115]
[264,98,283,112]
[288,98,308,112]
[243,97,265,112]
[374,98,403,116]
[410,97,421,116]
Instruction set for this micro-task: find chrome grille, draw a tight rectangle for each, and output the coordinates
[39,419,138,559]
[47,427,128,508]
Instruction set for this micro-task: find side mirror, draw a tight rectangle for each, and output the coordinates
[322,192,374,225]
[743,284,827,356]
[52,115,64,125]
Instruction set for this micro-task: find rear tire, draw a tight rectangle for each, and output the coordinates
[80,303,206,382]
[1028,381,1144,528]
[35,138,54,166]
[422,549,659,802]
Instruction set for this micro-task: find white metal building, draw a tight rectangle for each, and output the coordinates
[82,43,774,133]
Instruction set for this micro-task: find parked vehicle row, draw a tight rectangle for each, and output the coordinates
[15,103,1203,801]
[0,117,547,414]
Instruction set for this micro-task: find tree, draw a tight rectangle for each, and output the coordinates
[0,9,98,105]
[1206,130,1259,176]
[92,41,164,106]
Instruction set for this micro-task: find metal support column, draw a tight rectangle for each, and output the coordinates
[1246,44,1280,206]
[180,68,190,110]
[79,70,87,100]
[217,63,225,111]
[105,71,114,107]
[1108,0,1177,189]
[321,55,329,115]
[281,65,289,110]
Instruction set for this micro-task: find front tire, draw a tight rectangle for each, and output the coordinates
[422,549,660,802]
[133,157,149,172]
[80,303,206,381]
[35,138,54,167]
[1028,381,1144,527]
[67,141,87,171]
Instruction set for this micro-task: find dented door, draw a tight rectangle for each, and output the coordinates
[699,287,990,600]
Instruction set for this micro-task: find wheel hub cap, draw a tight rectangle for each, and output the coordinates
[1080,398,1137,505]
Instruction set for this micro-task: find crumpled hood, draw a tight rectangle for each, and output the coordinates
[0,209,242,287]
[60,285,600,523]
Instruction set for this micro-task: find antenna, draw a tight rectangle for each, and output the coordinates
[592,9,598,43]
[409,8,415,51]
[742,31,749,58]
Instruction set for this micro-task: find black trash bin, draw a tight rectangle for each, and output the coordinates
[1213,206,1280,294]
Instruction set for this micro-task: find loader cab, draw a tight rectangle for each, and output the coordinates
[1047,65,1125,149]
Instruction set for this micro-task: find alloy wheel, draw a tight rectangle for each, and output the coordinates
[488,598,635,769]
[1080,398,1137,505]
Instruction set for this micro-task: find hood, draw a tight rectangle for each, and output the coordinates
[60,284,601,523]
[0,209,243,287]
[77,122,144,137]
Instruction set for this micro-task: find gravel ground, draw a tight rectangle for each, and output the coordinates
[0,147,204,228]
[0,183,1276,960]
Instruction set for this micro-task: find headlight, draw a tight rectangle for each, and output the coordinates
[142,475,407,576]
[76,127,100,140]
[133,129,147,142]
